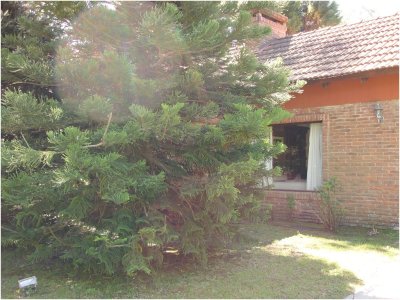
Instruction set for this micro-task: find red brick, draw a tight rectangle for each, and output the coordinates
[264,99,399,227]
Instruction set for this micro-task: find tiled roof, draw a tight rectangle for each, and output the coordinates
[257,13,400,81]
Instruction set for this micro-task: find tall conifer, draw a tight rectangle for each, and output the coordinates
[2,1,304,276]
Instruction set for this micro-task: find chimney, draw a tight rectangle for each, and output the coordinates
[252,9,288,38]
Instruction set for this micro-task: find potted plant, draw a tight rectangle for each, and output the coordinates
[282,147,301,180]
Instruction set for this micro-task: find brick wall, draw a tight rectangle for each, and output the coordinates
[252,14,287,38]
[264,99,399,227]
[263,190,321,223]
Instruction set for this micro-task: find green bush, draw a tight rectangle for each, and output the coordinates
[316,178,344,232]
[286,194,295,220]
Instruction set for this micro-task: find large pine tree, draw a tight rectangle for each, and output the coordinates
[283,1,342,34]
[2,1,304,276]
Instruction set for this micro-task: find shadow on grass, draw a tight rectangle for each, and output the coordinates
[240,221,399,256]
[2,245,361,299]
[334,227,399,253]
[137,245,361,299]
[1,249,137,299]
[2,221,373,299]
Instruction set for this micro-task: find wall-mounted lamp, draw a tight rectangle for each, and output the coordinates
[374,103,384,123]
[321,82,330,88]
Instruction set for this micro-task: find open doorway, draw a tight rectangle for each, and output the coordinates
[272,122,322,190]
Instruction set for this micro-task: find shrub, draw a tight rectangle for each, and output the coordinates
[286,194,295,220]
[315,178,344,232]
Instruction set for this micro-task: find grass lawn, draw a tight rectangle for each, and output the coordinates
[1,221,398,299]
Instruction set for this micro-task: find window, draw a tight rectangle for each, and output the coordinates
[270,122,322,191]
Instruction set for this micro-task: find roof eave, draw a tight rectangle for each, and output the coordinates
[291,66,400,82]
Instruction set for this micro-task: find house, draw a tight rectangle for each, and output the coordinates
[254,11,399,227]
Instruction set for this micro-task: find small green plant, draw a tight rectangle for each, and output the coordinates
[240,202,273,224]
[286,194,295,220]
[281,147,302,179]
[316,178,344,232]
[264,203,273,223]
[19,286,37,297]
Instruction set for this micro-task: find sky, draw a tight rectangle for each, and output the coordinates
[335,0,400,24]
[103,1,399,24]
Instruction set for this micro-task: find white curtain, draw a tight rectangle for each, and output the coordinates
[263,157,273,187]
[262,130,274,187]
[307,123,323,190]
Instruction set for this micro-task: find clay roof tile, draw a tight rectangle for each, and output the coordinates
[257,13,400,80]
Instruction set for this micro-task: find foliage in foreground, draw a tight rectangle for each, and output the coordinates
[1,1,304,276]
